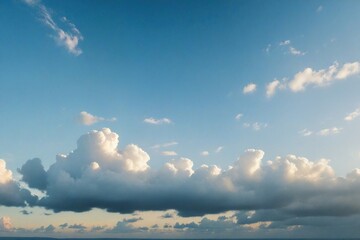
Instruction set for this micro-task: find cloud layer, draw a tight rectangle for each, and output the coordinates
[11,128,360,223]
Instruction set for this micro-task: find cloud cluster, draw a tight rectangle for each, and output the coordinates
[266,61,360,97]
[24,0,84,56]
[13,128,360,222]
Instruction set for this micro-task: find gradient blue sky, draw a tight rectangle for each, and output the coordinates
[1,0,360,238]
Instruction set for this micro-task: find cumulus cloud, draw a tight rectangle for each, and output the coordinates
[12,127,360,233]
[288,61,360,92]
[267,61,360,96]
[144,117,172,125]
[345,108,360,121]
[77,111,116,126]
[23,0,83,55]
[161,151,177,156]
[0,159,38,207]
[243,83,257,94]
[0,217,12,232]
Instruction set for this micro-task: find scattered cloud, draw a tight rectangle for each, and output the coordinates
[151,141,178,149]
[279,40,291,46]
[317,127,342,136]
[23,0,83,55]
[345,108,360,121]
[299,129,313,137]
[161,151,177,156]
[267,61,360,96]
[200,151,209,156]
[279,40,305,56]
[144,117,172,125]
[243,83,257,94]
[77,111,116,126]
[243,122,267,131]
[235,113,243,121]
[215,146,224,153]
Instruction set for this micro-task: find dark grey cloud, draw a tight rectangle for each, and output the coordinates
[18,158,47,190]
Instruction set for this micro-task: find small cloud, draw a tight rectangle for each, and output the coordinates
[59,223,68,229]
[279,40,291,46]
[317,127,342,136]
[215,146,224,153]
[123,217,143,223]
[244,122,267,131]
[345,108,360,121]
[317,5,323,12]
[266,79,283,98]
[77,111,116,126]
[144,117,172,125]
[265,44,271,53]
[0,216,12,231]
[289,46,305,56]
[201,151,209,156]
[161,212,175,219]
[299,129,313,137]
[161,151,177,156]
[151,141,178,149]
[235,113,243,120]
[243,83,257,94]
[20,210,32,215]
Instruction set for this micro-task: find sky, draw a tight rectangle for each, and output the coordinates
[1,0,360,238]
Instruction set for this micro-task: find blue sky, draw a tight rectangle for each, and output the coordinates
[1,0,360,238]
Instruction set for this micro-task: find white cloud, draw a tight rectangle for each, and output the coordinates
[151,141,178,149]
[317,127,342,136]
[243,83,257,94]
[201,151,209,156]
[0,160,12,184]
[0,216,12,232]
[266,79,286,97]
[24,0,83,56]
[299,129,313,137]
[77,111,116,126]
[289,46,305,56]
[286,61,360,92]
[280,40,291,46]
[161,151,177,156]
[235,113,243,120]
[144,117,172,125]
[215,146,224,153]
[244,122,267,131]
[345,108,360,121]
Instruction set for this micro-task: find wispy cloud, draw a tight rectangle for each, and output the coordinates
[144,117,172,125]
[215,146,224,153]
[161,151,177,156]
[243,83,257,94]
[299,129,313,137]
[151,141,178,149]
[345,108,360,121]
[201,151,209,156]
[23,0,83,55]
[317,5,323,12]
[317,127,342,136]
[235,113,243,120]
[279,40,305,56]
[243,122,267,131]
[77,111,116,126]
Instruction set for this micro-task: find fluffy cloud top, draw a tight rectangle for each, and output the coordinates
[345,108,360,121]
[243,83,257,94]
[16,128,360,221]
